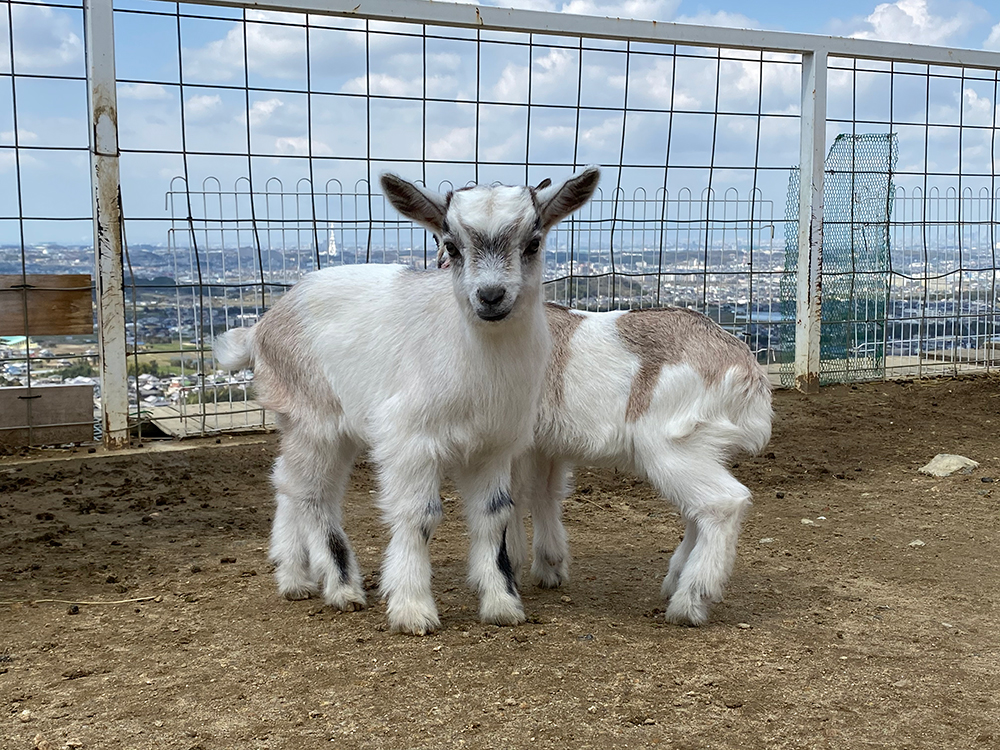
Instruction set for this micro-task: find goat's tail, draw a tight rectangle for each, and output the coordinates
[719,363,773,456]
[213,327,255,371]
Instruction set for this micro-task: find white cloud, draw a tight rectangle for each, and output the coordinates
[118,84,171,101]
[9,5,84,75]
[985,22,1000,50]
[342,73,418,97]
[248,97,284,127]
[182,21,306,83]
[454,0,679,20]
[0,129,39,144]
[848,0,989,46]
[274,136,332,156]
[427,127,477,160]
[559,0,679,20]
[185,94,223,122]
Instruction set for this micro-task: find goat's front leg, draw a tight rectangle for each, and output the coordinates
[377,454,444,635]
[456,461,526,626]
[528,457,572,588]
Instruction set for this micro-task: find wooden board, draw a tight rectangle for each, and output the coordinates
[0,385,95,446]
[0,274,94,336]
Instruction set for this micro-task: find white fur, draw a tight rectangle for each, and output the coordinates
[214,169,600,634]
[511,308,773,626]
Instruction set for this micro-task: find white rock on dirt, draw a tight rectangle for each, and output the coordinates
[918,454,979,477]
[908,539,926,548]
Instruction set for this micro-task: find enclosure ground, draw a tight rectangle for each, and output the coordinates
[2,375,999,750]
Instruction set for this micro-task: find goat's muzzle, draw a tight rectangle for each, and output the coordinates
[475,285,511,321]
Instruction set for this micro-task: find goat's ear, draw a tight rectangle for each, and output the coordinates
[534,177,552,190]
[536,166,600,230]
[380,173,448,235]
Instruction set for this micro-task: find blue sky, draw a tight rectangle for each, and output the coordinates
[1,0,999,246]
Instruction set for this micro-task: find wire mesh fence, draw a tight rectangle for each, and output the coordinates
[0,0,998,445]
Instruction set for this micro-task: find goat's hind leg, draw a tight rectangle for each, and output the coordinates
[660,518,698,599]
[270,430,366,610]
[645,450,751,626]
[526,458,571,588]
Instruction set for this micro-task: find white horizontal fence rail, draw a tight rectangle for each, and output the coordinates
[1,0,997,446]
[192,0,1000,69]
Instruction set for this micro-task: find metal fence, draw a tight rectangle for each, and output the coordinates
[0,0,998,447]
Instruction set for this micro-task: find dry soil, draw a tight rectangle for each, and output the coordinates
[2,374,999,749]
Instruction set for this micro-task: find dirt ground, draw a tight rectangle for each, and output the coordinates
[2,375,999,750]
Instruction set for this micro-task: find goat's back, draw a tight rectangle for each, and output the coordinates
[537,304,772,466]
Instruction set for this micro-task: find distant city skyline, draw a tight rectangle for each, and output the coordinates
[0,0,998,245]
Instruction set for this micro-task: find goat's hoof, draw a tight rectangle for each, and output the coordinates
[279,585,318,601]
[664,594,710,627]
[531,566,567,589]
[325,597,368,612]
[387,602,441,635]
[660,575,680,599]
[389,616,440,636]
[480,596,526,626]
[324,590,367,612]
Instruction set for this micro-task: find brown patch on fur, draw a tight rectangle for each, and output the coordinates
[616,308,760,422]
[252,301,342,417]
[544,303,585,408]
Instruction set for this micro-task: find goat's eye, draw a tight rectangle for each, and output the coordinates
[444,241,461,258]
[524,238,541,256]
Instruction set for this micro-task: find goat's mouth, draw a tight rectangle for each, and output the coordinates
[477,308,511,322]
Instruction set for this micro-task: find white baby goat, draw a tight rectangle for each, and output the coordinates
[214,167,601,635]
[437,242,771,625]
[509,304,773,626]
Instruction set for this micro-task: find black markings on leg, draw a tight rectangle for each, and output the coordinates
[487,489,513,515]
[421,498,444,544]
[327,530,350,583]
[496,526,517,595]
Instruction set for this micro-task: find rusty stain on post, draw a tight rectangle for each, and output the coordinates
[86,0,129,449]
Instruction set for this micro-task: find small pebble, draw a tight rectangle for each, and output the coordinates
[801,518,816,526]
[736,622,752,630]
[775,491,785,499]
[19,709,32,722]
[758,538,775,544]
[908,539,926,548]
[981,477,994,483]
[66,605,79,615]
[560,595,572,604]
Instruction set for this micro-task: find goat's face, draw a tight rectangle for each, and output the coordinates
[439,186,542,322]
[381,168,601,323]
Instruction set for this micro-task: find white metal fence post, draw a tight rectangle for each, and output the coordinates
[794,49,827,394]
[85,0,129,448]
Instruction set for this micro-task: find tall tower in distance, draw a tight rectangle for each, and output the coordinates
[327,225,339,259]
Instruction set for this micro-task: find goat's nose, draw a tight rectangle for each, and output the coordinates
[477,285,506,306]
